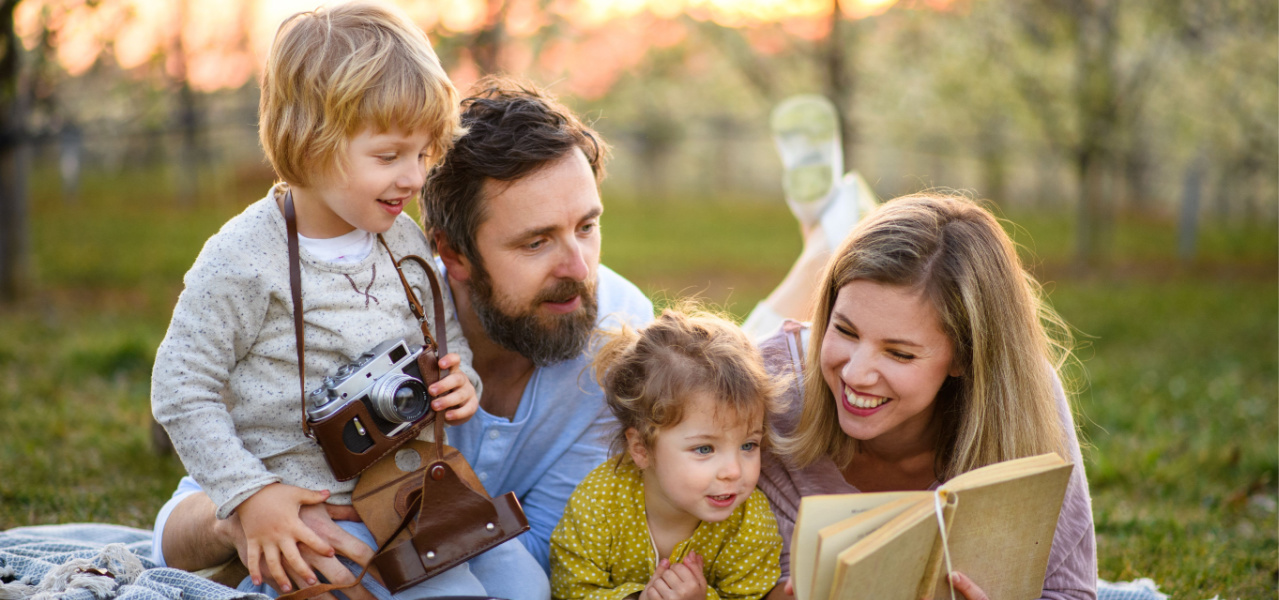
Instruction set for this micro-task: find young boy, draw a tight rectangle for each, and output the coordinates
[151,4,545,599]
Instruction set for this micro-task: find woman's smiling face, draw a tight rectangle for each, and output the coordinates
[820,280,961,451]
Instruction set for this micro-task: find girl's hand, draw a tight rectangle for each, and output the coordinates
[235,484,335,592]
[949,572,990,600]
[430,353,478,425]
[640,553,707,600]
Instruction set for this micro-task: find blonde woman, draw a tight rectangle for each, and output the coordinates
[757,194,1096,600]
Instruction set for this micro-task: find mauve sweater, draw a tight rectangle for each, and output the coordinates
[755,321,1098,600]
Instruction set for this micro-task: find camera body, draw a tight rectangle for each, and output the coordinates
[307,338,437,481]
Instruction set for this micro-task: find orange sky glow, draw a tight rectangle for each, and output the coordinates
[16,0,916,93]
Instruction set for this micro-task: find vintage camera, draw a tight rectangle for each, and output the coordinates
[306,338,437,481]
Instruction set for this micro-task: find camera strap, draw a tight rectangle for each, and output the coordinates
[374,233,449,460]
[283,190,313,440]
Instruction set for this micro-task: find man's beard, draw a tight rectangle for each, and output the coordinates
[467,263,598,367]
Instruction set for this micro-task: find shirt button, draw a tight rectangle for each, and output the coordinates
[488,430,500,440]
[478,472,488,481]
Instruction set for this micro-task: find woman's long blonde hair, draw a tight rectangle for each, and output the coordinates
[779,194,1075,482]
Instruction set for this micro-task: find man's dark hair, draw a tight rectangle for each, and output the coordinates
[421,75,610,266]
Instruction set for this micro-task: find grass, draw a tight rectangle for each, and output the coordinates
[1,169,1275,597]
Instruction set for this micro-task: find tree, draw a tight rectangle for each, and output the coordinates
[0,0,25,303]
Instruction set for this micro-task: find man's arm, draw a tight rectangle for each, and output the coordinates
[157,482,377,600]
[160,492,239,571]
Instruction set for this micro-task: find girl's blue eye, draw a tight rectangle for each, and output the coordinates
[693,445,713,455]
[741,442,759,452]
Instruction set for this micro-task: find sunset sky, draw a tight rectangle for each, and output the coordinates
[15,0,913,93]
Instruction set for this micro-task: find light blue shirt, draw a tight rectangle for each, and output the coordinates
[448,265,653,572]
[153,264,653,576]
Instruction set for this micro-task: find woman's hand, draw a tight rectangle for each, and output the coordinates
[949,571,990,600]
[431,353,478,424]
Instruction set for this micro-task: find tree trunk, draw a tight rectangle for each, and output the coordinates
[979,117,1007,205]
[0,0,25,304]
[472,0,507,74]
[1075,150,1105,267]
[822,0,856,169]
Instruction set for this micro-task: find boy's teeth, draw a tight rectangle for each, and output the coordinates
[845,385,888,409]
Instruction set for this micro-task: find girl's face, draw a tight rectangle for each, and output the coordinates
[628,392,765,529]
[819,280,961,452]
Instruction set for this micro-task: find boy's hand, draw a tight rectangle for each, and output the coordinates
[236,483,335,592]
[429,353,478,425]
[229,503,376,600]
[640,553,707,600]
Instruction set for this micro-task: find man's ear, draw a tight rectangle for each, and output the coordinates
[434,231,471,282]
[625,428,649,470]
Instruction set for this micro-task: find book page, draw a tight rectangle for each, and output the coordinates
[827,500,939,600]
[929,459,1073,600]
[944,453,1066,491]
[792,492,921,600]
[811,497,920,600]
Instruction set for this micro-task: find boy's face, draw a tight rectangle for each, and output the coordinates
[628,392,765,530]
[297,127,432,237]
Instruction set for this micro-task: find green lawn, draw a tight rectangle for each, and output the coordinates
[1,173,1275,597]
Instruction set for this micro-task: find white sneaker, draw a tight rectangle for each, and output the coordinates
[770,94,842,229]
[820,171,880,251]
[770,94,880,250]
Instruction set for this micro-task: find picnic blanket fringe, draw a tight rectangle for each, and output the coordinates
[0,524,265,600]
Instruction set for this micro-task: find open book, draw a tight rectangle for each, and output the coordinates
[791,453,1073,600]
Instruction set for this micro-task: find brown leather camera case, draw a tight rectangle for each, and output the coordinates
[352,440,529,591]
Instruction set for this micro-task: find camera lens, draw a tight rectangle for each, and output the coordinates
[369,374,430,423]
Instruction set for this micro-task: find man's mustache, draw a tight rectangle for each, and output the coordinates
[533,278,593,305]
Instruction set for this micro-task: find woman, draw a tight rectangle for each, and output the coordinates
[757,194,1096,600]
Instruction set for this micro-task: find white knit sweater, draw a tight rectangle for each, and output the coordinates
[151,185,479,519]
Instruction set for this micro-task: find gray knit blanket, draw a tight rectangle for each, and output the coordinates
[0,524,264,600]
[1,523,1177,600]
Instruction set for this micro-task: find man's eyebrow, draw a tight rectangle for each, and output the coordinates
[508,207,603,244]
[512,224,556,243]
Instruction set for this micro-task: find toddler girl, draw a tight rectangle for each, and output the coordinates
[550,308,784,600]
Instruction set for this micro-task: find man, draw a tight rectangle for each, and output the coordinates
[152,77,653,593]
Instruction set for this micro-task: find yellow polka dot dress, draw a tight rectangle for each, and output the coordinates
[550,459,782,600]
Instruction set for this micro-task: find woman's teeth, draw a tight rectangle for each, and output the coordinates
[845,386,888,408]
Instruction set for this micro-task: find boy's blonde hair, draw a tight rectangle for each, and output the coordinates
[778,194,1075,482]
[259,1,462,187]
[593,306,786,464]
